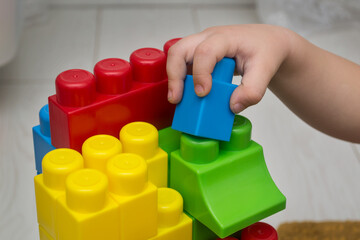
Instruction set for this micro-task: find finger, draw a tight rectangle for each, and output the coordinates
[230,57,275,113]
[167,34,208,103]
[192,34,235,97]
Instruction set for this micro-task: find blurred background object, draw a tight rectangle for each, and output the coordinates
[0,0,48,67]
[0,0,22,67]
[256,0,360,36]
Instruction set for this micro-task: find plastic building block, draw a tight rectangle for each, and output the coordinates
[39,226,54,240]
[158,126,182,185]
[185,211,219,240]
[82,134,122,173]
[33,104,56,174]
[149,188,192,240]
[49,48,175,152]
[158,126,182,157]
[163,38,181,56]
[172,58,237,141]
[56,169,119,240]
[34,148,84,239]
[120,122,168,187]
[170,115,286,238]
[35,147,161,240]
[241,222,278,240]
[107,153,158,240]
[217,238,238,240]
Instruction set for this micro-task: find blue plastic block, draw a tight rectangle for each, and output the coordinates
[172,58,237,141]
[33,104,55,174]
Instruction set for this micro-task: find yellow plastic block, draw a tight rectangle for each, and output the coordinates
[120,122,168,187]
[34,148,84,238]
[55,169,119,240]
[82,134,122,173]
[149,188,192,240]
[107,153,158,240]
[39,225,54,240]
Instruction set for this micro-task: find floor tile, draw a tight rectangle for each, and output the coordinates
[0,9,97,84]
[196,6,260,30]
[50,0,253,6]
[0,83,54,240]
[96,7,196,62]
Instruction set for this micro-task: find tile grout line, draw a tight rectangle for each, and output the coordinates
[49,2,255,10]
[350,144,360,164]
[92,7,103,65]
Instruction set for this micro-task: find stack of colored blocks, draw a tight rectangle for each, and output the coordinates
[32,39,285,240]
[34,122,192,240]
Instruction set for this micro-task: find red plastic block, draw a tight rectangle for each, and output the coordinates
[217,237,238,240]
[241,222,278,240]
[49,48,175,152]
[163,38,181,56]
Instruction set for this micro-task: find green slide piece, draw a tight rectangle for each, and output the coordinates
[185,211,219,240]
[170,115,286,238]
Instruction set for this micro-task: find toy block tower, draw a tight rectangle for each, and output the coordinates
[33,39,282,240]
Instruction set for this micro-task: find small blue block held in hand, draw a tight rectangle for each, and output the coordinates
[172,58,237,141]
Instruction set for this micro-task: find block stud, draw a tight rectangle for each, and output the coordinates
[241,222,278,240]
[163,38,182,56]
[94,58,132,94]
[120,122,158,159]
[130,48,166,83]
[39,104,51,137]
[82,134,123,173]
[55,69,96,107]
[42,148,84,190]
[157,188,183,228]
[220,115,252,151]
[107,153,147,196]
[65,169,108,213]
[217,237,239,240]
[180,134,219,164]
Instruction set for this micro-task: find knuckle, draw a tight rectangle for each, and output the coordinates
[192,73,210,84]
[167,45,180,58]
[195,42,214,56]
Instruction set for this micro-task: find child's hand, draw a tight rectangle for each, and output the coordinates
[166,24,293,113]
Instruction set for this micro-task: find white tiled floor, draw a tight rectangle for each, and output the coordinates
[0,9,98,84]
[0,4,359,240]
[96,7,196,62]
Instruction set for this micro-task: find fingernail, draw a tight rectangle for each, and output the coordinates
[168,90,173,102]
[195,84,204,96]
[232,103,244,113]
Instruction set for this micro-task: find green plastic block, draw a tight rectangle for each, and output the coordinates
[170,115,286,238]
[159,127,182,186]
[185,211,219,240]
[158,127,182,156]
